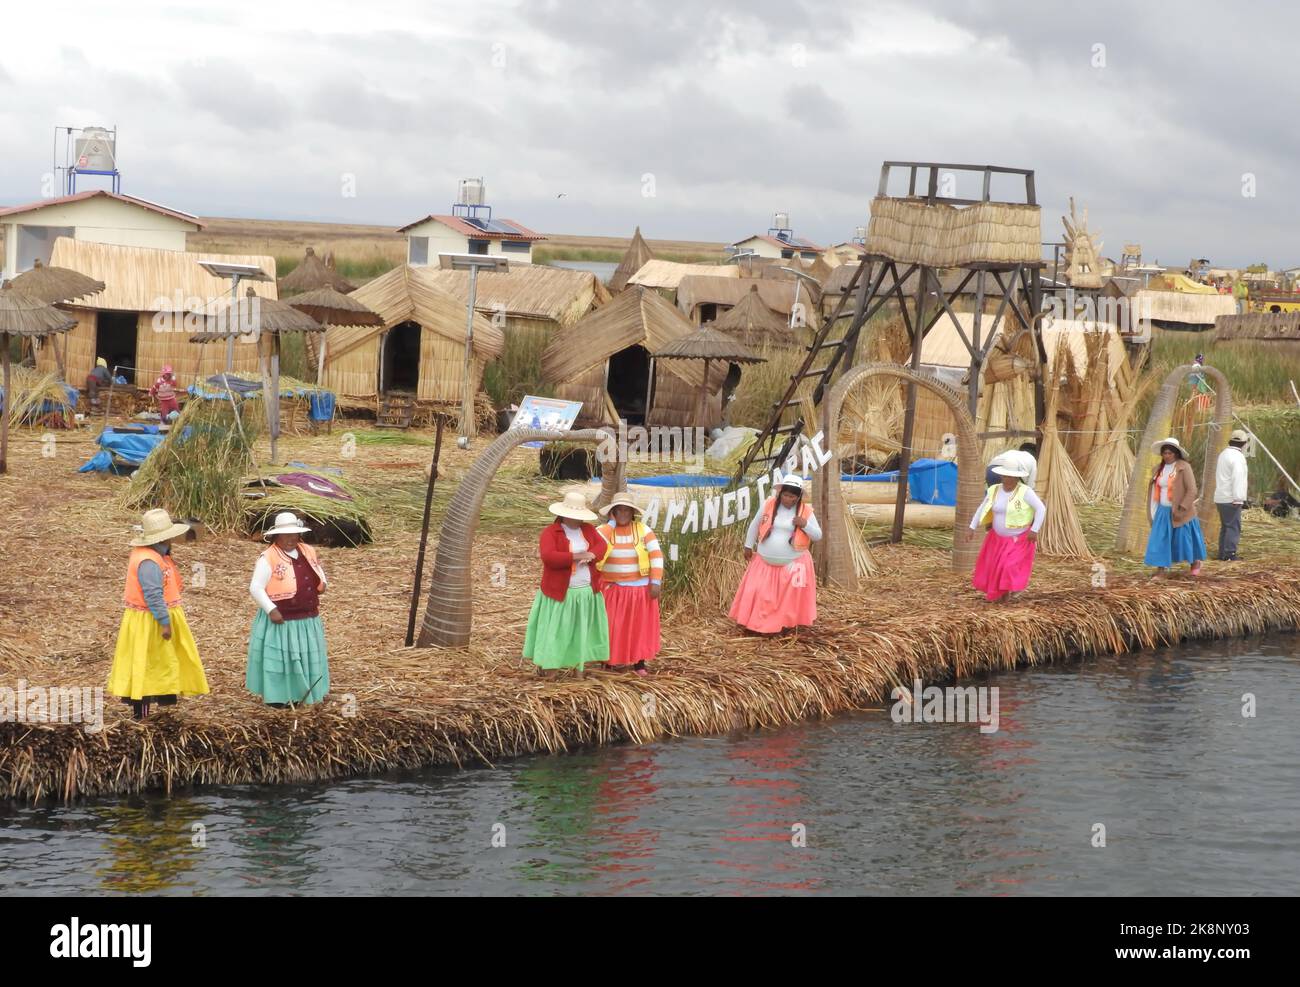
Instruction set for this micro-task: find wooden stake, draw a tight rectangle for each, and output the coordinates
[406,415,445,646]
[1,331,10,474]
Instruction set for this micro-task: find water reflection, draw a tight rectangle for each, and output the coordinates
[95,797,207,894]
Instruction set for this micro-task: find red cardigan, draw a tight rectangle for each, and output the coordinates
[538,521,608,602]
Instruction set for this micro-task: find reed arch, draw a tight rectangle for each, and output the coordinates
[818,363,986,587]
[417,427,625,649]
[1115,363,1233,554]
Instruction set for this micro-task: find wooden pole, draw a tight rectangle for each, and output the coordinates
[269,331,282,464]
[892,266,929,542]
[406,415,445,646]
[1,331,10,474]
[699,357,710,429]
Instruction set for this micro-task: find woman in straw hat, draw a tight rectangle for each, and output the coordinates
[246,512,330,706]
[965,461,1046,602]
[596,491,664,675]
[730,473,822,634]
[107,509,209,720]
[1144,437,1206,576]
[523,489,610,675]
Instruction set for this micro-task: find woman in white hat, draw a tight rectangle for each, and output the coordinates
[966,460,1046,602]
[1144,437,1206,576]
[107,509,210,720]
[729,473,822,634]
[246,512,330,706]
[596,491,664,675]
[523,488,610,675]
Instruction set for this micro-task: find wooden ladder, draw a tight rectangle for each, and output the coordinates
[377,392,415,429]
[733,257,876,483]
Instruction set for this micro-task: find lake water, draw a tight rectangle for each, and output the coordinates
[547,260,617,281]
[1,634,1296,896]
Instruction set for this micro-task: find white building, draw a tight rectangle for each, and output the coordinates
[0,189,201,281]
[730,216,823,261]
[400,180,544,264]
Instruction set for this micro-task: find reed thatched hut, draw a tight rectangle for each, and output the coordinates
[34,238,274,387]
[1136,287,1236,330]
[676,275,817,327]
[609,226,655,293]
[320,265,503,405]
[625,259,738,302]
[277,247,355,296]
[710,283,804,350]
[540,286,727,428]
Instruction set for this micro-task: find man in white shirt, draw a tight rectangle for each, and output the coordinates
[1213,429,1250,560]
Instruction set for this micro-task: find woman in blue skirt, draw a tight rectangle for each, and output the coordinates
[1144,437,1206,577]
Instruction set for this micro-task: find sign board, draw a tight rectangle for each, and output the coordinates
[509,395,583,449]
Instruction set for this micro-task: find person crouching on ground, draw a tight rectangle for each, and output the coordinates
[966,462,1046,602]
[85,357,110,410]
[107,509,209,720]
[730,473,821,635]
[150,364,180,422]
[596,492,663,676]
[1213,429,1250,561]
[523,489,610,676]
[1144,437,1206,577]
[247,512,330,707]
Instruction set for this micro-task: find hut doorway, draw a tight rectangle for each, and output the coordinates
[96,311,138,376]
[606,344,651,425]
[699,303,719,324]
[380,321,421,392]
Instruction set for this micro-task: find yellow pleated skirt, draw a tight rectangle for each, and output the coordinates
[107,607,209,701]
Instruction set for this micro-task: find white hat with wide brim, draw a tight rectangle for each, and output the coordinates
[129,509,191,547]
[1152,436,1190,459]
[991,464,1029,478]
[598,491,643,517]
[549,489,598,522]
[263,511,312,539]
[778,473,807,492]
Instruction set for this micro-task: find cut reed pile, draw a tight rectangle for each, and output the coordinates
[1036,345,1094,558]
[3,367,73,427]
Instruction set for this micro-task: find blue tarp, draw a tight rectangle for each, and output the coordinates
[841,458,957,506]
[622,474,731,488]
[77,426,173,473]
[309,392,336,421]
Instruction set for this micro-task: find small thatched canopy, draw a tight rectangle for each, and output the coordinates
[710,283,803,350]
[652,325,764,363]
[277,247,355,296]
[540,286,727,428]
[609,226,655,293]
[190,287,323,340]
[321,265,503,404]
[287,286,382,327]
[4,259,105,304]
[0,288,80,337]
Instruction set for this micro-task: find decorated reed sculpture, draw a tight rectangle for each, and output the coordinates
[1115,364,1234,555]
[417,426,625,649]
[819,363,986,588]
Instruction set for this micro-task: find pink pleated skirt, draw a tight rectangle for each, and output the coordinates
[603,582,662,664]
[971,529,1037,601]
[728,552,817,633]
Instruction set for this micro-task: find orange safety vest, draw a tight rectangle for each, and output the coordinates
[262,543,325,602]
[123,547,183,611]
[756,496,813,551]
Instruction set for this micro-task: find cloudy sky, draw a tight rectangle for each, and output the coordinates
[1,0,1294,265]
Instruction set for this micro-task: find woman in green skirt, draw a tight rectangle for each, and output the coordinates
[246,511,330,706]
[523,489,610,675]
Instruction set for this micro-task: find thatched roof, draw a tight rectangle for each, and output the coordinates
[324,265,503,362]
[807,255,835,284]
[652,325,765,363]
[626,259,738,291]
[865,196,1042,267]
[288,286,382,326]
[0,288,78,337]
[190,287,322,341]
[1215,311,1300,341]
[676,275,817,318]
[609,226,655,292]
[277,247,355,296]
[1136,288,1236,326]
[540,286,705,388]
[420,264,608,325]
[4,260,105,304]
[49,238,277,312]
[711,283,803,349]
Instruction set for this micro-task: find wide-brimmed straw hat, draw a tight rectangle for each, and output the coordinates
[599,491,643,517]
[1229,428,1250,444]
[1152,436,1190,459]
[778,473,806,492]
[991,463,1029,478]
[549,489,598,522]
[263,511,312,539]
[129,509,191,547]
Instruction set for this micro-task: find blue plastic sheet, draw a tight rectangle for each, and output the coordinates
[622,474,731,488]
[77,426,172,473]
[840,458,957,506]
[308,392,336,421]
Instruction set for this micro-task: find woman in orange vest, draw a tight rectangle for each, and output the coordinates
[107,509,209,720]
[729,473,822,634]
[596,491,664,675]
[246,512,330,706]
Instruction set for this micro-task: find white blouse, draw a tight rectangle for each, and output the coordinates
[249,547,327,614]
[744,504,823,566]
[563,527,591,588]
[1156,463,1176,506]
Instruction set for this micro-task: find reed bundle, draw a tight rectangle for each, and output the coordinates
[1087,362,1158,502]
[245,474,374,547]
[3,367,73,427]
[1035,351,1094,558]
[864,196,1041,268]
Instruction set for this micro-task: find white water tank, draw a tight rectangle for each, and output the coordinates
[772,212,790,231]
[459,178,486,206]
[74,127,116,171]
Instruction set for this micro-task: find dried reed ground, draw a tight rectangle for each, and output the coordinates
[1,421,1298,802]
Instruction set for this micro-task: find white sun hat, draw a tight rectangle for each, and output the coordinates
[1151,436,1190,459]
[549,488,598,522]
[778,473,806,492]
[598,491,643,517]
[991,463,1029,478]
[263,511,312,539]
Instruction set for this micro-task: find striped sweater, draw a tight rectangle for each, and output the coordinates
[599,522,664,586]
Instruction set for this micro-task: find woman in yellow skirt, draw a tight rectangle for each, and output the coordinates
[107,509,209,719]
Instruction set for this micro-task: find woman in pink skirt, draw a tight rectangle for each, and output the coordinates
[965,461,1046,602]
[730,474,821,634]
[596,492,664,676]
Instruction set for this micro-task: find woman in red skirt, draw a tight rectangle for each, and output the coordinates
[965,461,1046,602]
[729,474,821,634]
[596,492,663,676]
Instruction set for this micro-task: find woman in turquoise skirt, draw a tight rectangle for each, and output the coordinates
[523,489,610,675]
[246,511,330,706]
